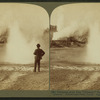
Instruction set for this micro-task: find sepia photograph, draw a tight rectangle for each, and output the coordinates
[0,3,49,90]
[50,3,100,90]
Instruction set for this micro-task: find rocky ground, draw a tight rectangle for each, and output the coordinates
[0,63,49,90]
[50,47,100,90]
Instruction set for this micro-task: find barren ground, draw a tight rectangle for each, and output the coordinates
[50,47,100,90]
[0,62,49,90]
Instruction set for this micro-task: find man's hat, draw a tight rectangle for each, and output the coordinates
[37,44,40,47]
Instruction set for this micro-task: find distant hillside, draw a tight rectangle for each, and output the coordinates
[51,33,88,48]
[0,29,8,44]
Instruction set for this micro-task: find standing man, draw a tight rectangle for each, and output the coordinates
[33,44,45,72]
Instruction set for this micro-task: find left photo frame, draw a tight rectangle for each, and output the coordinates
[0,3,49,90]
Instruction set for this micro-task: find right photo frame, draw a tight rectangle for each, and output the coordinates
[50,3,100,90]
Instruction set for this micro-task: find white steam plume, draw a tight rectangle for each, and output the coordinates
[0,3,49,64]
[86,22,100,64]
[5,21,36,64]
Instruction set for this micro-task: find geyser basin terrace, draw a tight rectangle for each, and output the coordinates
[50,47,100,90]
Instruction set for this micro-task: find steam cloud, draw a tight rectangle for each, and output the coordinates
[51,3,100,64]
[0,3,49,64]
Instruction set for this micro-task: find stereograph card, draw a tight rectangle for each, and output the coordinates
[0,1,99,98]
